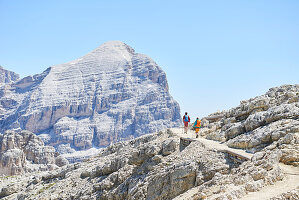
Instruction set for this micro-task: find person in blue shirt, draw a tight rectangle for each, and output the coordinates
[182,112,190,134]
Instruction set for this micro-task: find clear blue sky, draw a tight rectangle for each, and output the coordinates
[1,0,298,119]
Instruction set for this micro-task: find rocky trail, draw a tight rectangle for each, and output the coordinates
[241,164,299,200]
[171,127,299,200]
[172,127,253,160]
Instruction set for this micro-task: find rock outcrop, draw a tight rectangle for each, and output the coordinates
[201,84,299,166]
[0,84,297,199]
[271,187,299,200]
[0,130,233,199]
[0,129,289,200]
[0,41,181,152]
[0,66,19,86]
[0,130,68,176]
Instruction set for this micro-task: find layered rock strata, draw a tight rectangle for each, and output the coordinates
[0,129,287,199]
[0,66,19,86]
[0,84,297,199]
[0,41,181,152]
[270,187,299,200]
[201,84,299,166]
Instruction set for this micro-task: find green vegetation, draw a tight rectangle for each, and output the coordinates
[38,182,56,194]
[0,175,16,179]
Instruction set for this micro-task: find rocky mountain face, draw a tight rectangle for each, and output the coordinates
[0,130,68,176]
[0,41,181,153]
[0,66,19,86]
[0,84,298,199]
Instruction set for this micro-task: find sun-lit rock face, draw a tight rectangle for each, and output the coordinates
[0,41,181,152]
[0,85,298,199]
[0,130,68,176]
[0,129,290,199]
[200,84,299,166]
[0,66,19,86]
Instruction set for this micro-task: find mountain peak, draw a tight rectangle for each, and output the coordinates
[91,40,135,55]
[101,40,128,47]
[0,41,181,153]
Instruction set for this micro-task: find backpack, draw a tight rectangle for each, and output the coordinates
[184,115,189,122]
[193,119,201,128]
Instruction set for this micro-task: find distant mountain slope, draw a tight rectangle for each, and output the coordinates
[0,66,19,85]
[0,41,181,152]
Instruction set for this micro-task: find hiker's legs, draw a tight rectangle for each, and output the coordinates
[184,122,188,134]
[195,128,199,138]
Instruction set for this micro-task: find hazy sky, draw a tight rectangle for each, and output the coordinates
[1,0,298,119]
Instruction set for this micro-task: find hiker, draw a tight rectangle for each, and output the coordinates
[193,117,201,138]
[183,112,190,134]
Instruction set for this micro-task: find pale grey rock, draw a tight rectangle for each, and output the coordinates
[0,129,289,200]
[0,183,19,199]
[199,85,298,153]
[194,150,284,200]
[270,186,299,200]
[0,41,181,152]
[224,121,245,140]
[0,130,231,200]
[161,138,178,156]
[0,130,68,175]
[227,119,299,151]
[56,143,76,154]
[55,155,69,167]
[0,85,298,199]
[244,103,299,132]
[0,148,25,175]
[0,66,19,86]
[278,133,299,166]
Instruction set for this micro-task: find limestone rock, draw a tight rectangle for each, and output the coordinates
[0,131,231,199]
[0,128,291,200]
[227,119,299,150]
[200,85,299,154]
[0,41,181,153]
[0,66,19,86]
[270,186,299,200]
[161,138,178,156]
[0,84,298,199]
[0,130,68,175]
[278,133,299,166]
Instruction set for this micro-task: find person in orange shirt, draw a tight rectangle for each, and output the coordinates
[193,117,201,138]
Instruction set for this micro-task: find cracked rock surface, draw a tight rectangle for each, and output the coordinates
[201,84,299,166]
[0,130,68,176]
[0,41,181,153]
[0,128,292,200]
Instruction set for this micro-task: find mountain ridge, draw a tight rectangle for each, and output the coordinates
[0,66,20,86]
[0,41,181,153]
